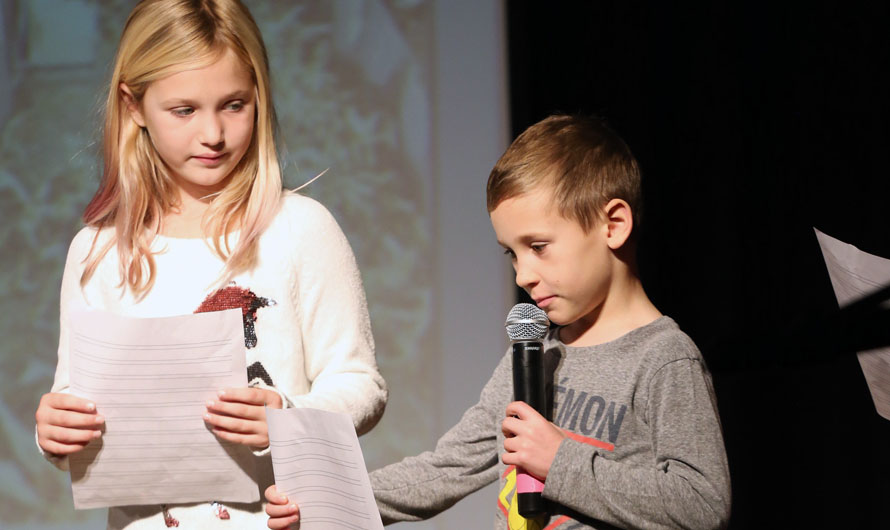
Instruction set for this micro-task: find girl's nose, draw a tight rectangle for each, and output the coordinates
[198,113,224,146]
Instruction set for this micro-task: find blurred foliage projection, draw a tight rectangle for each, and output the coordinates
[1,0,436,526]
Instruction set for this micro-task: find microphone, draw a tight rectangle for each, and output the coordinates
[505,303,550,518]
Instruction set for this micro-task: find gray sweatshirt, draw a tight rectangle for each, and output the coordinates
[370,316,731,529]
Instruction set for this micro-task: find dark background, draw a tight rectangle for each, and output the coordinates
[507,2,890,527]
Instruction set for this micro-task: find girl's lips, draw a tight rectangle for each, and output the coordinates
[193,153,225,166]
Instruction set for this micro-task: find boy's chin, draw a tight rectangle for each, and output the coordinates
[547,307,595,329]
[542,309,568,326]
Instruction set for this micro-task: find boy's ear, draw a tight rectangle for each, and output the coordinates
[119,83,145,128]
[602,198,633,250]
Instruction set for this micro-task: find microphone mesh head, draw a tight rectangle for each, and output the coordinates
[505,303,549,341]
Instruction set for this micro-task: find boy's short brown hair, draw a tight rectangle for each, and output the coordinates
[486,114,642,232]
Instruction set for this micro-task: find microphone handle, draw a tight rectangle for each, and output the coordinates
[512,340,547,518]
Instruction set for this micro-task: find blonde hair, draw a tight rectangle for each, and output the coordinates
[487,114,642,232]
[82,0,281,297]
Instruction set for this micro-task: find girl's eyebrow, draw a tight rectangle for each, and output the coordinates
[220,89,253,101]
[159,90,253,107]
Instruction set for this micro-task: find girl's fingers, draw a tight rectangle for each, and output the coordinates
[39,439,80,456]
[36,394,101,429]
[266,501,299,518]
[43,425,102,445]
[204,412,256,434]
[267,512,300,530]
[209,428,266,448]
[48,409,105,429]
[39,428,100,455]
[265,485,287,504]
[206,399,263,421]
[203,391,273,448]
[216,388,267,405]
[41,393,97,413]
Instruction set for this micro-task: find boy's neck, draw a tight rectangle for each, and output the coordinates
[559,273,662,348]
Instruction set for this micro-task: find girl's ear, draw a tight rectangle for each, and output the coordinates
[603,198,633,250]
[119,83,146,128]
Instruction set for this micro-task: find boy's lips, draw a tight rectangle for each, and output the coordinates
[534,295,556,308]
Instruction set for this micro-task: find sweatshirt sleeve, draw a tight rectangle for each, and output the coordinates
[543,358,732,530]
[283,197,388,436]
[369,354,508,524]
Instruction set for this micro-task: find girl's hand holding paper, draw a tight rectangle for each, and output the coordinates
[204,387,283,449]
[36,392,104,456]
[264,485,300,529]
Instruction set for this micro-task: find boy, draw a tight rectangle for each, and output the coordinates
[265,115,731,529]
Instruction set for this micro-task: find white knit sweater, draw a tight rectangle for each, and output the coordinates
[44,193,388,529]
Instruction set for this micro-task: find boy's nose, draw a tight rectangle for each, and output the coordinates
[513,261,539,290]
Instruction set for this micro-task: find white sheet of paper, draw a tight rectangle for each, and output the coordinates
[815,228,890,420]
[68,308,259,509]
[267,407,384,530]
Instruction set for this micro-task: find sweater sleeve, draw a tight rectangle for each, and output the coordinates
[38,228,96,471]
[543,358,731,530]
[368,354,508,524]
[284,197,388,436]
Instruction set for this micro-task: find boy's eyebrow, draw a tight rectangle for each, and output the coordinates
[495,239,515,252]
[517,233,550,244]
[496,233,550,249]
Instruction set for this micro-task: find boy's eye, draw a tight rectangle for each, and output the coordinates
[502,248,516,259]
[172,107,194,117]
[530,243,547,253]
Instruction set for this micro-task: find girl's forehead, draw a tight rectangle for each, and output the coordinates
[146,48,255,97]
[149,44,251,80]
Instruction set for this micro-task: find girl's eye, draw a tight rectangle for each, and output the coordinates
[172,107,194,117]
[225,101,244,112]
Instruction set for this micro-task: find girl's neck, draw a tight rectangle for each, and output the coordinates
[161,193,212,238]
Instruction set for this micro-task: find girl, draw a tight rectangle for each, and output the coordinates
[34,0,387,527]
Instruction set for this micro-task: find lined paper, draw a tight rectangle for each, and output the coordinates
[815,228,890,420]
[68,308,259,509]
[267,407,383,530]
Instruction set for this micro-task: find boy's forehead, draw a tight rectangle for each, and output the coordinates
[501,185,557,212]
[500,184,572,220]
[490,188,561,236]
[490,185,599,241]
